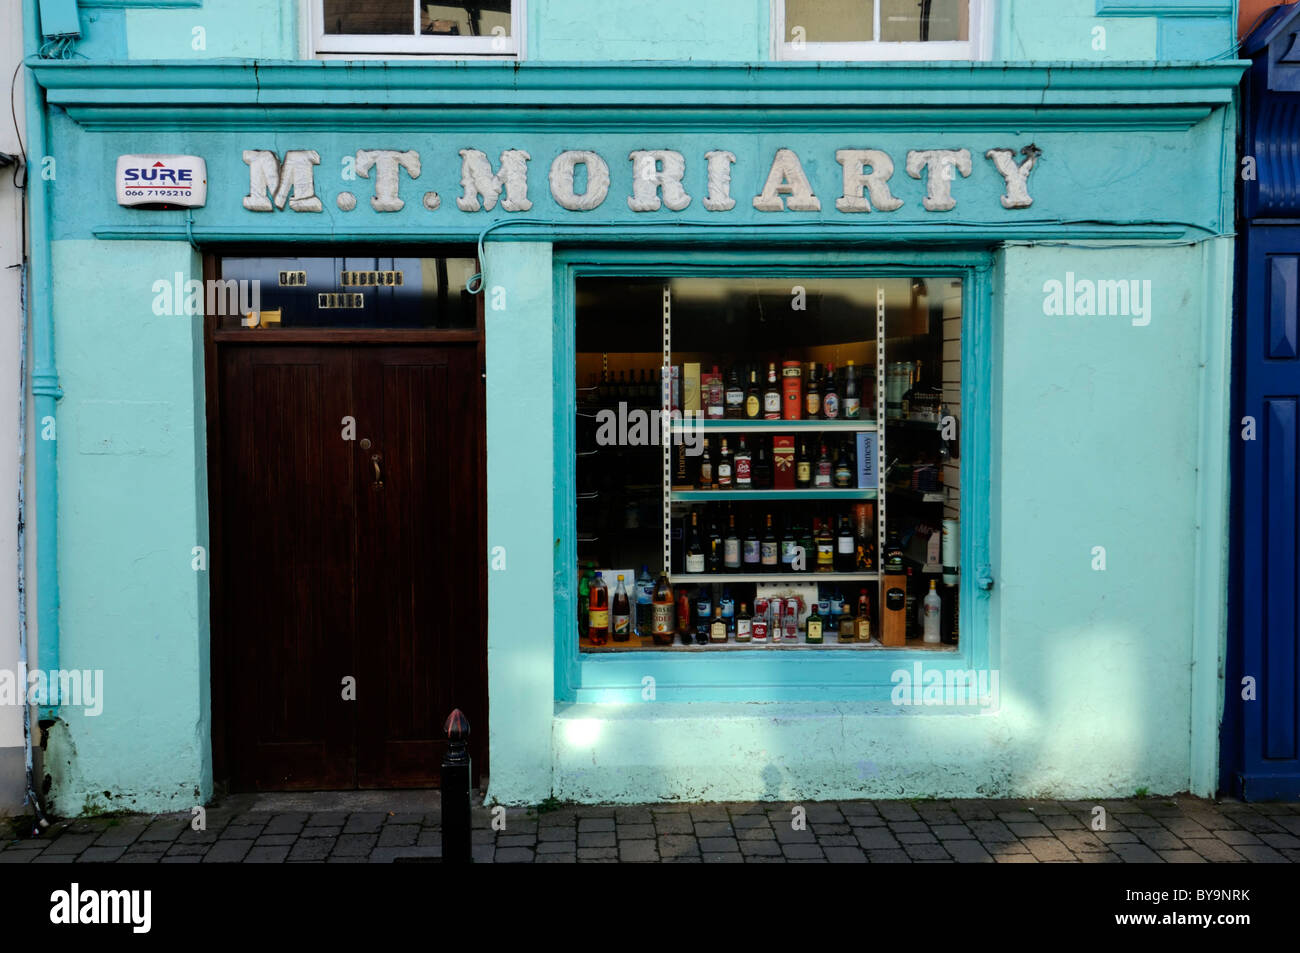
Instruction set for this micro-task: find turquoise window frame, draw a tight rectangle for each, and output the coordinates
[553,247,998,704]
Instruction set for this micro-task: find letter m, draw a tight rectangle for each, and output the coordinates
[206,278,241,317]
[1097,279,1130,317]
[243,150,323,212]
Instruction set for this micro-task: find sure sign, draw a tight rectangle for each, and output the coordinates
[116,154,208,208]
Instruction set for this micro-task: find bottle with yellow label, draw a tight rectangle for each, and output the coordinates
[805,605,824,644]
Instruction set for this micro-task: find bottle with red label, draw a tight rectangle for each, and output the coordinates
[733,436,752,489]
[822,363,840,419]
[753,598,770,642]
[587,572,609,646]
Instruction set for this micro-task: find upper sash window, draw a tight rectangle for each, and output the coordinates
[313,1,521,57]
[775,0,991,61]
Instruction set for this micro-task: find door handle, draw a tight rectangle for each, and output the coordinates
[371,453,384,488]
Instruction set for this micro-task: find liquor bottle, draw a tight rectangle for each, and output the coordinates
[735,602,753,642]
[724,366,745,419]
[695,587,712,645]
[833,441,853,488]
[822,363,840,419]
[795,440,812,489]
[707,511,724,573]
[923,579,942,644]
[733,436,752,489]
[578,562,593,640]
[724,513,742,572]
[942,582,959,646]
[804,362,821,418]
[597,369,610,406]
[763,363,782,419]
[698,437,714,489]
[904,567,917,639]
[720,587,735,634]
[686,512,705,573]
[616,370,628,403]
[745,369,762,419]
[717,438,733,489]
[753,440,773,489]
[798,517,815,574]
[588,572,609,646]
[710,605,728,643]
[815,517,834,572]
[855,587,872,642]
[752,598,770,642]
[780,519,798,572]
[884,529,904,574]
[835,513,855,573]
[743,516,762,571]
[814,444,833,489]
[612,574,632,642]
[838,598,856,642]
[805,603,824,644]
[676,585,692,640]
[707,365,725,419]
[854,503,876,572]
[635,564,655,635]
[782,597,800,641]
[652,573,676,646]
[761,513,780,572]
[843,360,861,420]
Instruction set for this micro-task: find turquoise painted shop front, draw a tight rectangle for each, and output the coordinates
[22,1,1241,810]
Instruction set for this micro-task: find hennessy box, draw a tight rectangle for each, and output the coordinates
[773,435,795,489]
[683,363,701,413]
[672,441,694,489]
[856,431,878,489]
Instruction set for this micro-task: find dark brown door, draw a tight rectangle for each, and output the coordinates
[218,343,484,790]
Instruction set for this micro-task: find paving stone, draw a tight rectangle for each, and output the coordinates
[1111,843,1164,863]
[578,818,616,833]
[993,853,1039,863]
[417,832,442,848]
[812,823,852,836]
[497,834,537,848]
[342,813,386,834]
[867,849,910,862]
[1114,812,1162,828]
[740,839,783,856]
[945,840,994,863]
[204,839,254,863]
[495,847,535,863]
[1057,830,1107,853]
[246,845,290,863]
[536,841,577,854]
[91,820,150,848]
[117,853,161,864]
[471,829,498,844]
[1008,822,1053,839]
[694,821,734,838]
[1158,850,1206,863]
[578,832,616,848]
[1273,816,1300,835]
[736,827,777,842]
[1077,851,1123,863]
[897,832,939,846]
[1259,833,1300,849]
[1137,829,1186,852]
[1187,839,1246,863]
[378,825,419,848]
[373,846,443,863]
[914,807,962,826]
[160,856,203,863]
[229,813,273,828]
[76,846,127,862]
[617,824,656,840]
[288,839,335,861]
[1159,817,1212,839]
[1215,830,1262,846]
[731,814,770,830]
[850,816,887,828]
[332,834,378,857]
[932,824,974,840]
[855,829,900,850]
[996,811,1039,825]
[951,802,997,821]
[535,852,577,863]
[308,812,348,827]
[164,843,211,857]
[1024,838,1074,862]
[703,852,743,863]
[783,843,825,860]
[689,805,731,822]
[654,814,693,834]
[699,837,740,853]
[1233,844,1287,863]
[1041,814,1086,831]
[803,804,845,823]
[620,840,659,862]
[176,830,220,845]
[657,835,700,859]
[1096,830,1139,844]
[301,826,342,839]
[538,827,577,842]
[221,825,265,841]
[774,826,816,844]
[578,847,619,861]
[889,821,929,834]
[384,813,426,826]
[904,844,951,861]
[264,814,308,835]
[471,845,495,863]
[823,845,867,862]
[877,803,921,822]
[968,821,1016,843]
[43,834,97,854]
[254,834,298,847]
[615,808,654,825]
[818,835,859,847]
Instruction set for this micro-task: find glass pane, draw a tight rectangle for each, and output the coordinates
[574,274,962,653]
[420,3,513,37]
[323,0,414,35]
[217,255,478,329]
[785,0,874,43]
[880,0,968,43]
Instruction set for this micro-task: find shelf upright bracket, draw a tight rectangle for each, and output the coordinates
[876,285,887,577]
[661,283,673,577]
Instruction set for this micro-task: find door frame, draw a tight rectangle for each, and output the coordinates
[203,247,489,789]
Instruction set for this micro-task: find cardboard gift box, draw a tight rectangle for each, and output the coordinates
[683,363,701,413]
[773,435,795,489]
[856,431,878,489]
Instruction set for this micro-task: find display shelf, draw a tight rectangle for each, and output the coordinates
[671,488,877,502]
[578,634,958,651]
[669,571,879,584]
[884,415,943,430]
[887,486,946,504]
[668,418,877,433]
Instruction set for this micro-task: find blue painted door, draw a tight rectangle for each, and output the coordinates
[1227,225,1300,800]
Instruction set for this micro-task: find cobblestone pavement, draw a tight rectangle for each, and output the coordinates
[3,792,1299,863]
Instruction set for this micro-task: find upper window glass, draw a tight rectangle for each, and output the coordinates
[315,1,520,56]
[777,0,984,61]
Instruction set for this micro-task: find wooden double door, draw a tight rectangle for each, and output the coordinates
[214,343,485,790]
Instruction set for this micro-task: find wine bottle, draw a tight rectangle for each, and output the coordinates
[686,512,705,573]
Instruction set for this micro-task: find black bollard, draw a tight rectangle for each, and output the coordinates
[441,708,472,864]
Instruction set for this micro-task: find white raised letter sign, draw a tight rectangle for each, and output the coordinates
[549,150,611,211]
[627,150,691,212]
[242,149,323,212]
[457,149,533,212]
[355,149,422,212]
[835,149,904,213]
[753,148,821,212]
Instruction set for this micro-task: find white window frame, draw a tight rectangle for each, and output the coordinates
[310,0,524,58]
[772,0,993,62]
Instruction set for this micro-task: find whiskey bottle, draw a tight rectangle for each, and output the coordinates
[838,598,856,642]
[833,441,853,488]
[795,440,812,489]
[717,438,733,488]
[752,439,773,489]
[843,360,861,420]
[805,603,824,644]
[710,605,728,643]
[856,587,872,642]
[814,444,833,489]
[733,437,753,489]
[724,366,745,419]
[835,513,855,573]
[815,518,835,572]
[763,363,782,419]
[685,512,705,574]
[745,369,762,419]
[804,362,821,418]
[698,437,714,489]
[735,602,753,642]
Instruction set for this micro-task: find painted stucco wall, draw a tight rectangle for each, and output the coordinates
[547,239,1233,803]
[528,0,766,61]
[44,239,210,815]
